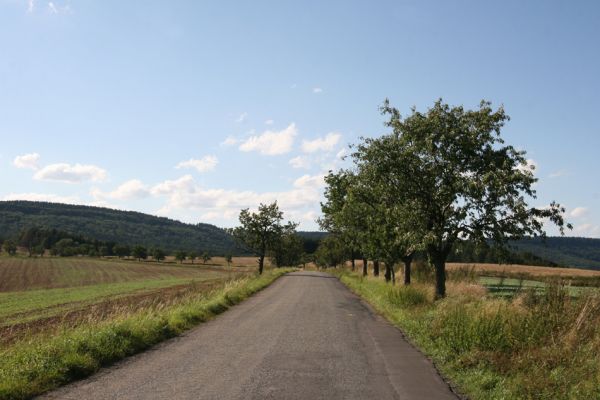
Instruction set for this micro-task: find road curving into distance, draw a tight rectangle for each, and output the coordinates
[41,271,458,400]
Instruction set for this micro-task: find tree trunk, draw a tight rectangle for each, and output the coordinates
[434,258,446,299]
[351,257,355,271]
[384,262,392,283]
[258,255,265,275]
[373,260,380,276]
[362,258,368,276]
[390,265,395,285]
[403,259,411,285]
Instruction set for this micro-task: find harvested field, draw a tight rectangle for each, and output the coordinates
[0,257,225,292]
[0,256,252,340]
[446,262,600,278]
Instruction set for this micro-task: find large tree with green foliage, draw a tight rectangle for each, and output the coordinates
[232,202,296,274]
[355,99,570,298]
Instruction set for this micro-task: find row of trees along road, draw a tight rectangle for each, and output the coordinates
[320,99,571,298]
[231,202,303,274]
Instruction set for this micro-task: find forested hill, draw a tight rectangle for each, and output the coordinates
[510,237,600,270]
[0,201,239,254]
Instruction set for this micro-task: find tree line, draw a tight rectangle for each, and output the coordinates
[0,227,221,264]
[318,99,570,298]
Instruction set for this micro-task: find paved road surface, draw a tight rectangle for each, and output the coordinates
[41,271,458,400]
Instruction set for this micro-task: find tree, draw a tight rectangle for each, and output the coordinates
[99,245,110,257]
[359,99,570,298]
[232,202,295,274]
[175,250,187,264]
[314,235,346,268]
[319,170,366,272]
[152,247,166,262]
[270,230,303,268]
[202,251,211,264]
[188,251,197,264]
[3,240,17,256]
[132,245,147,261]
[114,244,130,258]
[225,253,233,267]
[19,227,44,257]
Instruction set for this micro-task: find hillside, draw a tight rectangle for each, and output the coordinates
[0,201,239,255]
[510,237,600,270]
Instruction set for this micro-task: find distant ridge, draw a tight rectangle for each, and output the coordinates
[0,201,240,254]
[510,236,600,270]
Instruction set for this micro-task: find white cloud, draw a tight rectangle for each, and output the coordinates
[92,179,150,201]
[336,147,348,159]
[293,173,325,189]
[572,223,600,238]
[265,119,274,125]
[2,192,82,204]
[301,132,342,153]
[570,207,589,218]
[13,153,40,170]
[47,1,57,13]
[312,87,323,93]
[236,112,248,123]
[516,158,537,175]
[27,0,34,13]
[175,155,218,173]
[221,136,239,146]
[289,155,311,169]
[149,173,325,227]
[239,123,297,155]
[34,163,107,183]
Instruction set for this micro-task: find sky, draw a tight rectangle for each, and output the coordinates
[0,0,599,236]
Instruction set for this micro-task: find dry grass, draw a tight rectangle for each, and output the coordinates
[447,262,600,278]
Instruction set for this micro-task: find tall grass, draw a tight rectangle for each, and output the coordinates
[0,269,293,400]
[332,270,600,400]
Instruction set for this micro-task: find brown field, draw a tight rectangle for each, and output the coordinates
[0,257,228,292]
[446,262,600,277]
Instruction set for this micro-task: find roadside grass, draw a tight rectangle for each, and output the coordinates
[0,268,293,400]
[330,268,600,400]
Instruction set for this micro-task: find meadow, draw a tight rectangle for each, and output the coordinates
[331,263,600,399]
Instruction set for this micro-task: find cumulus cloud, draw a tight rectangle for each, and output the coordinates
[149,173,324,227]
[34,163,107,183]
[572,223,600,238]
[312,87,323,93]
[92,179,150,201]
[570,207,589,218]
[301,132,341,153]
[221,136,239,146]
[289,155,310,169]
[239,123,297,155]
[175,155,218,173]
[13,153,40,170]
[516,158,538,175]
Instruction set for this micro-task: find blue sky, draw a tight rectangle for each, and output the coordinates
[1,0,599,235]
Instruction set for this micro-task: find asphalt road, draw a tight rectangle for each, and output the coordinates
[41,271,458,400]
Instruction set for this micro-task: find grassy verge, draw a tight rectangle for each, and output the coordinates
[330,269,600,400]
[0,268,293,400]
